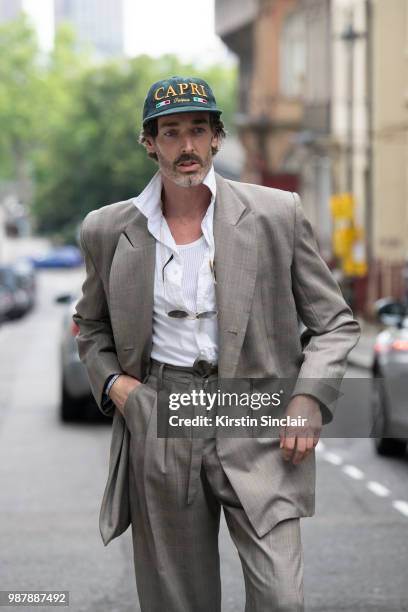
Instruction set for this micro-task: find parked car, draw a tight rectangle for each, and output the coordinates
[11,259,37,312]
[0,282,14,324]
[0,265,31,320]
[56,293,101,421]
[371,297,408,456]
[31,245,83,269]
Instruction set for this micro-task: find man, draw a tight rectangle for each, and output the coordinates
[74,76,360,611]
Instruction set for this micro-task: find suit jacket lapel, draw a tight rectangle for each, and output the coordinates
[109,210,155,377]
[214,173,257,378]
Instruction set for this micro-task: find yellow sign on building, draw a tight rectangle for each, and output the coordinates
[333,226,355,258]
[330,193,367,277]
[330,193,354,220]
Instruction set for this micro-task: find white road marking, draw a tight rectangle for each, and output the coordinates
[392,500,408,517]
[342,465,365,480]
[323,451,343,465]
[315,444,407,518]
[366,481,390,497]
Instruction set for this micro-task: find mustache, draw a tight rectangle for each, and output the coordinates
[175,154,202,166]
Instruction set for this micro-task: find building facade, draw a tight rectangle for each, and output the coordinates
[215,0,304,194]
[371,0,408,303]
[54,0,125,59]
[216,0,339,261]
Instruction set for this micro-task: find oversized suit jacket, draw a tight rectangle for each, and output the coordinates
[73,172,361,546]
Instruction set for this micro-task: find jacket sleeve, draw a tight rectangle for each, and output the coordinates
[73,216,122,417]
[290,192,361,423]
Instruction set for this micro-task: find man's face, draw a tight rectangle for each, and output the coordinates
[144,112,219,188]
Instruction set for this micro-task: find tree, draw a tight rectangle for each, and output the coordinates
[0,15,41,182]
[0,15,237,239]
[33,55,156,235]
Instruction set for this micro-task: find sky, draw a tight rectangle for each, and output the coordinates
[23,0,54,50]
[22,0,234,65]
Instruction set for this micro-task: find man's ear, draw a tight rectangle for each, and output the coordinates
[144,136,156,155]
[211,132,220,152]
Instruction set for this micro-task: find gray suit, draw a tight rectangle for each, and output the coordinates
[74,172,360,609]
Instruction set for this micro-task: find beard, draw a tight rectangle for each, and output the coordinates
[157,148,213,188]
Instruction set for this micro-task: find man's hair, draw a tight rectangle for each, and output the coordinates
[138,114,226,161]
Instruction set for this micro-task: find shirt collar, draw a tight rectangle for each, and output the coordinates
[133,164,217,228]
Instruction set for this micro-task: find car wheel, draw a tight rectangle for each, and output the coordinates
[372,375,406,457]
[375,436,406,456]
[61,382,81,422]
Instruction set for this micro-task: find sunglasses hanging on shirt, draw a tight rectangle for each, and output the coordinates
[161,252,217,319]
[159,217,217,320]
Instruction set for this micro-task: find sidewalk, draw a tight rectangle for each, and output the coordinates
[347,318,380,370]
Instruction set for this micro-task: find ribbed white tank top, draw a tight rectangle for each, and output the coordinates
[177,235,206,312]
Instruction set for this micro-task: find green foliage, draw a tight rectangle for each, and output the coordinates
[0,16,237,237]
[33,57,156,233]
[0,15,41,180]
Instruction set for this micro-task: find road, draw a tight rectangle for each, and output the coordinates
[0,267,407,611]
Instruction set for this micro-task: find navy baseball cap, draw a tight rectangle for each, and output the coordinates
[142,76,222,126]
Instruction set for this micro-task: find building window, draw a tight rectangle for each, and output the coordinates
[280,11,306,98]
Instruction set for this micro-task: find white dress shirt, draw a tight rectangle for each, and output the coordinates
[132,166,218,366]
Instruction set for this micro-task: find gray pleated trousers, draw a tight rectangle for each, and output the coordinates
[123,363,304,612]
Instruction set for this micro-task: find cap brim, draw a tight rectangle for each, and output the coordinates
[143,105,222,126]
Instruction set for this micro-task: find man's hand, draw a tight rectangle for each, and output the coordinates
[108,374,141,416]
[280,394,322,464]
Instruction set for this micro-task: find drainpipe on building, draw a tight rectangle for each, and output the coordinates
[365,0,375,316]
[365,0,373,271]
[340,12,367,315]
